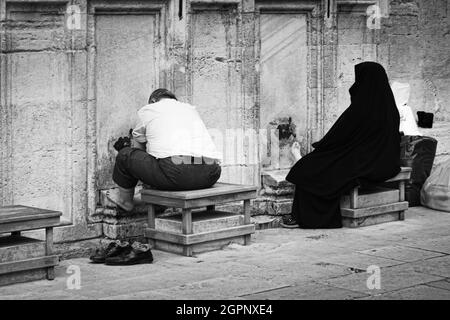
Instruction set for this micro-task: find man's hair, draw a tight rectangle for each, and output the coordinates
[148,88,177,104]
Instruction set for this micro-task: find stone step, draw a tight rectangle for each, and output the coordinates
[250,215,279,230]
[254,197,293,216]
[261,169,294,195]
[99,186,143,208]
[340,187,399,209]
[155,210,244,234]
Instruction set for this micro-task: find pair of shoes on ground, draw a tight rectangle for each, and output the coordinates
[90,240,153,265]
[280,214,299,228]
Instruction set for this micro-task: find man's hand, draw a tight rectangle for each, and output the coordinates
[113,136,131,152]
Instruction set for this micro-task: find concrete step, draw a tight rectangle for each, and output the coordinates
[155,210,244,234]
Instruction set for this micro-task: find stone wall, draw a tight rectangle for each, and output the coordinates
[335,0,449,151]
[383,0,450,165]
[0,0,448,241]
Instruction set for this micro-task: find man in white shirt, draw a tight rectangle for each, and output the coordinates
[110,89,222,211]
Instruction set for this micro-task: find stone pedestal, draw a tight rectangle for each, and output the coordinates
[253,169,295,224]
[97,185,153,240]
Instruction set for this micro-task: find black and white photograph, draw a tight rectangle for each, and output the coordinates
[0,0,449,308]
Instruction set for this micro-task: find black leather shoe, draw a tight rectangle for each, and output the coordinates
[280,215,299,229]
[90,241,130,264]
[105,243,153,266]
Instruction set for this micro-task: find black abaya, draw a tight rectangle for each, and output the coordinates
[286,62,401,228]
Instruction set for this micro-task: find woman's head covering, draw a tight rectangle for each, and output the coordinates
[351,62,391,97]
[348,62,399,127]
[310,62,399,151]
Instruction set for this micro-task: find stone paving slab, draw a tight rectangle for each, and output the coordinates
[70,262,266,300]
[241,282,369,300]
[237,259,353,284]
[0,259,261,300]
[425,279,450,291]
[405,256,450,278]
[402,235,450,254]
[149,274,293,300]
[319,252,405,270]
[357,245,444,262]
[101,290,238,300]
[358,284,450,300]
[319,265,444,296]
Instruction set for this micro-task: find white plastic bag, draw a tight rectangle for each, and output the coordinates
[391,81,422,136]
[421,158,450,212]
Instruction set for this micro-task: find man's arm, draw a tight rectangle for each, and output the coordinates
[131,124,147,150]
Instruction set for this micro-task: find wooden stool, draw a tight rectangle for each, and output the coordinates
[0,205,61,286]
[341,167,412,227]
[142,183,257,256]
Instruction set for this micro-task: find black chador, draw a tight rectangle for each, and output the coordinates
[286,62,401,228]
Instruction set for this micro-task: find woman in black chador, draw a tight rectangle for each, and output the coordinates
[283,62,401,229]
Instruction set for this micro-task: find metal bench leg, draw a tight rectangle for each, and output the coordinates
[244,200,251,245]
[182,209,193,256]
[45,227,55,280]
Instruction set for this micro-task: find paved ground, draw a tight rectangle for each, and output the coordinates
[1,207,449,300]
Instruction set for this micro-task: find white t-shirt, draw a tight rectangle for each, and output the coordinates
[132,99,222,160]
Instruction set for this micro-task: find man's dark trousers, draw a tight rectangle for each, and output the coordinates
[113,147,221,191]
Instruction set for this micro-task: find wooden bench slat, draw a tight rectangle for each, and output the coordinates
[0,206,61,224]
[341,201,409,218]
[142,190,257,209]
[385,167,412,182]
[0,255,59,275]
[141,183,257,200]
[145,224,255,245]
[0,218,61,234]
[341,188,399,208]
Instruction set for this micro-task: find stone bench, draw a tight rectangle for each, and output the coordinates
[341,167,412,227]
[0,205,61,286]
[142,183,257,256]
